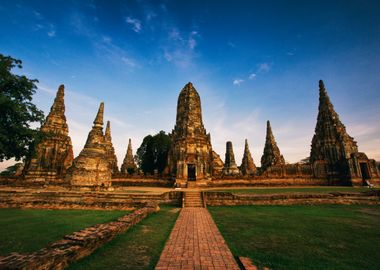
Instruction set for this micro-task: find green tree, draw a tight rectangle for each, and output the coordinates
[0,54,44,161]
[135,131,171,175]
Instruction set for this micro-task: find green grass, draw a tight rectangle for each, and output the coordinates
[0,208,128,255]
[211,187,372,194]
[68,205,180,270]
[209,205,380,270]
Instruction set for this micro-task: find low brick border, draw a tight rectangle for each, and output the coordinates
[204,190,380,206]
[0,205,159,270]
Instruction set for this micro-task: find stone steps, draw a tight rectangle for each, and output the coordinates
[184,191,204,207]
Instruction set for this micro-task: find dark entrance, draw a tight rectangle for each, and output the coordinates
[188,164,196,181]
[359,162,370,182]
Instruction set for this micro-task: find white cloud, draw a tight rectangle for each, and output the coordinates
[121,57,137,68]
[258,62,271,72]
[125,16,142,33]
[233,79,244,86]
[249,73,257,80]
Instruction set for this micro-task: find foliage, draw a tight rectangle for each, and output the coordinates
[0,54,44,161]
[135,131,171,175]
[209,205,380,270]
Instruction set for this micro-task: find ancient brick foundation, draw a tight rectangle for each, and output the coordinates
[204,190,380,206]
[0,206,157,270]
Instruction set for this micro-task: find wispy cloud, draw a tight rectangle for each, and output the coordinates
[258,62,271,72]
[233,79,244,85]
[125,16,142,33]
[249,73,257,80]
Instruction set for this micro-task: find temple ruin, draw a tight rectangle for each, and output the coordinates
[65,102,111,187]
[120,138,137,175]
[19,80,379,188]
[310,80,380,185]
[23,85,74,184]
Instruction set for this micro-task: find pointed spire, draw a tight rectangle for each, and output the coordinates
[93,102,104,128]
[50,84,65,113]
[241,139,256,176]
[261,120,285,170]
[105,120,111,141]
[310,80,358,163]
[121,138,137,174]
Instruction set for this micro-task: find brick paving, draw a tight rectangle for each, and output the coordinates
[155,207,240,270]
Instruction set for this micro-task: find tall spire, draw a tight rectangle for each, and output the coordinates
[93,102,104,128]
[261,120,285,170]
[104,121,119,174]
[105,120,111,141]
[24,84,73,182]
[310,80,358,163]
[241,139,256,176]
[121,138,137,174]
[66,103,111,187]
[222,141,240,176]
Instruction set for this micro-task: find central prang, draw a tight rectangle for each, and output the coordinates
[167,82,220,187]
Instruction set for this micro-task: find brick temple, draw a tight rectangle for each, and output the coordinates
[20,80,379,188]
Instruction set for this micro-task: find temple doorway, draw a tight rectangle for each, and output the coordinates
[359,162,370,182]
[188,164,196,181]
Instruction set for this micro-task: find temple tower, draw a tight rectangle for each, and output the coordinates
[121,138,137,175]
[222,141,240,176]
[66,102,111,187]
[24,85,74,183]
[310,80,379,184]
[104,121,119,174]
[167,82,214,186]
[260,120,285,171]
[240,139,256,176]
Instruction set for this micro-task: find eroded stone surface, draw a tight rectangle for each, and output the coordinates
[104,121,119,174]
[240,139,256,176]
[222,141,240,176]
[120,138,137,175]
[167,82,217,185]
[260,121,285,171]
[65,103,111,187]
[24,85,74,183]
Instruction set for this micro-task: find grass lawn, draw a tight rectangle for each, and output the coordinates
[0,208,128,255]
[68,205,180,270]
[209,205,380,270]
[211,187,372,194]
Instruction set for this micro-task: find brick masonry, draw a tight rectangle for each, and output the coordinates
[155,207,240,270]
[0,205,158,270]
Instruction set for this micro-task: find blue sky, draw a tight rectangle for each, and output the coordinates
[1,0,380,169]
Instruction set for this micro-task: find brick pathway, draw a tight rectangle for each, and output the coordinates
[155,207,239,270]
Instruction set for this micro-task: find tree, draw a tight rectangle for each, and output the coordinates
[135,131,171,175]
[0,54,44,161]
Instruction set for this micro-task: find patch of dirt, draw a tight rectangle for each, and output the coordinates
[169,208,181,213]
[140,225,152,234]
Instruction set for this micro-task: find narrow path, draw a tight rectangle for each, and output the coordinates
[155,207,239,270]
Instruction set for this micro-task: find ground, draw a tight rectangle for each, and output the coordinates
[68,205,180,270]
[209,205,380,270]
[0,208,128,255]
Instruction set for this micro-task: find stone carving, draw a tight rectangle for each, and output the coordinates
[240,139,256,176]
[65,103,111,187]
[310,80,379,183]
[167,82,214,186]
[260,120,285,171]
[121,138,137,175]
[24,85,74,183]
[104,121,119,174]
[222,141,240,176]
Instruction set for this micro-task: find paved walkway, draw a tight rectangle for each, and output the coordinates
[155,207,240,270]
